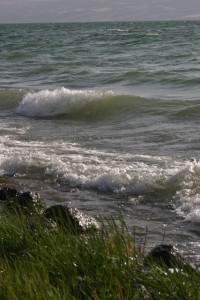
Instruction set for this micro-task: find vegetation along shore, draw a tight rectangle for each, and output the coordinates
[0,177,199,300]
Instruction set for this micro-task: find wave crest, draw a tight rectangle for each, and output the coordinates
[16,87,115,118]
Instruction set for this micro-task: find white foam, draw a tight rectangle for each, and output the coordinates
[171,163,200,224]
[0,132,200,224]
[16,87,114,117]
[108,29,129,32]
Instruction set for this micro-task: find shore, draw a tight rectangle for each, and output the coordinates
[0,181,199,299]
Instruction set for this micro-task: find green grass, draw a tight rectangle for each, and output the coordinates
[0,214,199,300]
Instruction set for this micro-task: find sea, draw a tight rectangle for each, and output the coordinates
[0,20,200,264]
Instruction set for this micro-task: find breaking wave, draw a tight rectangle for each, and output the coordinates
[15,87,152,119]
[13,87,200,120]
[0,136,200,224]
[16,88,114,117]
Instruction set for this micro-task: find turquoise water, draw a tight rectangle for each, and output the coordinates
[0,21,200,262]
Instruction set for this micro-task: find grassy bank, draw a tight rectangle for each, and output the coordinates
[0,212,199,300]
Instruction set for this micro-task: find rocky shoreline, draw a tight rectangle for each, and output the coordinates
[0,184,199,299]
[0,185,197,271]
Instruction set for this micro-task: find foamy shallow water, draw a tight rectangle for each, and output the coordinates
[1,136,200,226]
[0,105,200,248]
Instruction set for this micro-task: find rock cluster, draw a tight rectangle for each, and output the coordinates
[0,186,100,232]
[0,187,44,215]
[0,186,190,272]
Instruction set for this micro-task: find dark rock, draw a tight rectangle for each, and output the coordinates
[15,192,45,215]
[0,188,45,215]
[144,244,183,268]
[17,192,37,206]
[4,191,45,215]
[45,205,79,231]
[0,187,19,201]
[45,204,100,233]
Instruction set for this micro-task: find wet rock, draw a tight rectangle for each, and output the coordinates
[45,204,100,232]
[69,207,101,231]
[17,192,37,206]
[3,191,45,215]
[15,192,45,214]
[144,244,183,268]
[45,205,79,231]
[0,187,19,201]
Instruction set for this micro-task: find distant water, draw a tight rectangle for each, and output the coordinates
[0,21,200,263]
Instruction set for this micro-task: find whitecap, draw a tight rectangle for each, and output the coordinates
[16,87,114,117]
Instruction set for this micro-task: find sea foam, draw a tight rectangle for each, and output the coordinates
[0,134,200,223]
